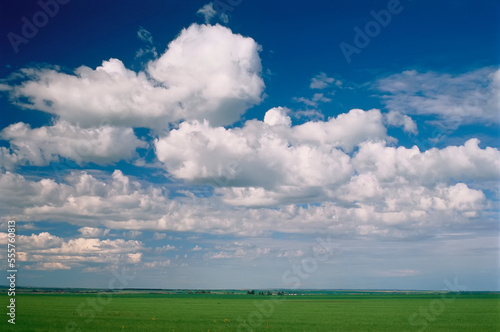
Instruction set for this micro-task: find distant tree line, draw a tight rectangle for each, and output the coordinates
[247,290,285,296]
[191,290,211,294]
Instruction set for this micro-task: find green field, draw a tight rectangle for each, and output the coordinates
[1,292,499,331]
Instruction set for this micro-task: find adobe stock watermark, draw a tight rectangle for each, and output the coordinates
[408,278,467,332]
[6,220,17,325]
[236,236,337,332]
[7,0,71,54]
[339,0,412,64]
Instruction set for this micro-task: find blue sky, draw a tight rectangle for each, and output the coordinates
[0,0,498,291]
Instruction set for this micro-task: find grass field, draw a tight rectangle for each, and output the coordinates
[1,292,499,331]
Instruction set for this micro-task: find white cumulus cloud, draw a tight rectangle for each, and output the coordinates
[155,108,385,199]
[4,24,264,129]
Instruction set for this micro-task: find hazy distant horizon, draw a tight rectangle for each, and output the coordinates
[3,285,498,293]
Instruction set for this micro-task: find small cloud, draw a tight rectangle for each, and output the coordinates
[153,232,167,240]
[20,222,38,230]
[78,227,110,238]
[136,26,157,59]
[257,247,271,256]
[197,2,229,24]
[292,109,325,121]
[384,110,418,135]
[192,245,203,251]
[177,189,196,199]
[197,3,216,23]
[377,269,420,277]
[277,249,305,258]
[25,262,71,270]
[137,26,153,44]
[294,93,331,107]
[155,244,176,252]
[313,93,331,103]
[208,251,233,259]
[263,107,292,126]
[294,97,317,107]
[127,253,143,264]
[310,72,336,89]
[143,259,171,268]
[123,230,142,239]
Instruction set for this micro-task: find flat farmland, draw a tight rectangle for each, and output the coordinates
[1,292,499,331]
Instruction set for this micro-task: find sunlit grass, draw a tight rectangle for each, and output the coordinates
[0,292,498,331]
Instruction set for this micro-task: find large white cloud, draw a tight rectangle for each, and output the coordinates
[353,138,500,185]
[154,106,499,207]
[4,24,264,129]
[291,108,389,152]
[147,23,263,126]
[0,120,145,169]
[376,67,500,126]
[155,108,387,192]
